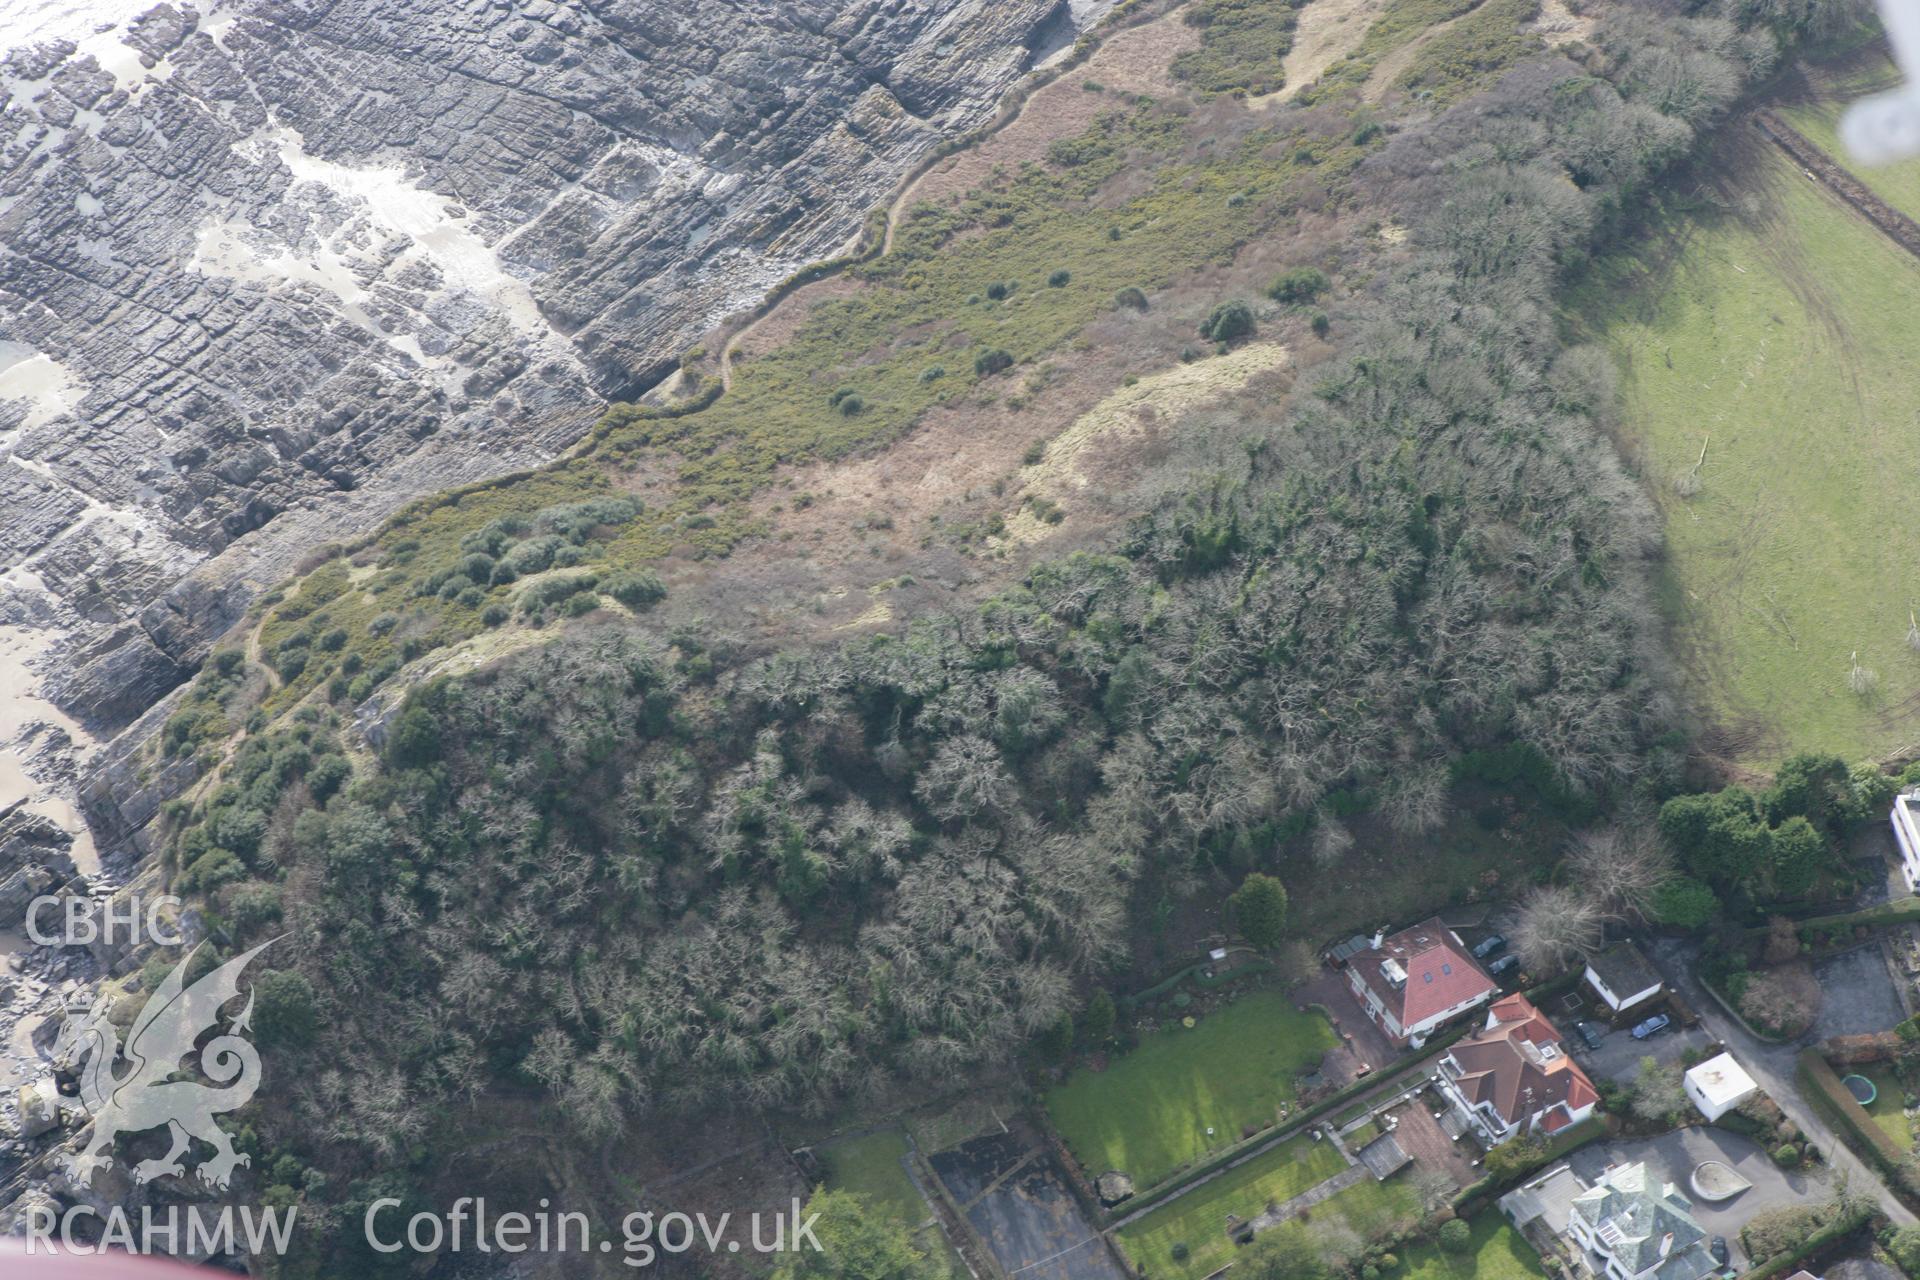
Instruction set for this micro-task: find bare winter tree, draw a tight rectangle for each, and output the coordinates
[1382,761,1451,837]
[1512,885,1604,974]
[1848,651,1880,699]
[1629,1056,1687,1125]
[1565,824,1673,923]
[1311,811,1354,867]
[1412,1168,1457,1211]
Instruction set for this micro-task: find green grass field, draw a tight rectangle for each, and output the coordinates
[1388,1212,1545,1280]
[1778,54,1920,224]
[1115,1134,1349,1279]
[1046,992,1338,1187]
[816,1130,931,1227]
[1573,135,1920,762]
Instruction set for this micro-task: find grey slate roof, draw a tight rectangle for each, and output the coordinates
[1570,1163,1717,1280]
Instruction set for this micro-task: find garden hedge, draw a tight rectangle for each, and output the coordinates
[1111,1024,1473,1222]
[1122,955,1274,1007]
[1797,1048,1907,1178]
[1112,971,1584,1221]
[1451,1116,1608,1215]
[1743,1204,1875,1280]
[1764,898,1920,935]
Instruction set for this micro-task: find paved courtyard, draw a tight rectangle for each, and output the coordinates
[1809,946,1908,1041]
[1565,1127,1828,1268]
[1382,1092,1480,1187]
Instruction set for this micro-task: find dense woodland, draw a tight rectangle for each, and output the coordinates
[142,0,1866,1267]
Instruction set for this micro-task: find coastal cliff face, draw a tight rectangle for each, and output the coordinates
[0,0,1091,1208]
[0,0,1074,743]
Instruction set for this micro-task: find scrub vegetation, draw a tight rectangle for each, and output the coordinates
[127,0,1844,1271]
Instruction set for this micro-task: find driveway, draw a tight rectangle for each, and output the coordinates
[1829,1257,1904,1280]
[1809,947,1907,1041]
[1648,937,1917,1227]
[1846,820,1903,907]
[1296,968,1404,1078]
[1566,1128,1826,1268]
[1572,1018,1719,1087]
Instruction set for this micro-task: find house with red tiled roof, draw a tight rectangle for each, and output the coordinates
[1342,917,1497,1047]
[1436,994,1599,1147]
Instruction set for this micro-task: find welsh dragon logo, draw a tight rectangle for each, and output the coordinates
[52,940,276,1190]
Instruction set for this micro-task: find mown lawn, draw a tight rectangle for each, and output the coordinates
[1571,132,1920,762]
[1387,1212,1546,1280]
[1852,1063,1913,1150]
[1115,1134,1349,1280]
[816,1129,931,1227]
[1312,1172,1423,1242]
[1046,992,1338,1188]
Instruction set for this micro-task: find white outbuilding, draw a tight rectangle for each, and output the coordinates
[1893,790,1920,892]
[1582,942,1664,1016]
[1684,1052,1758,1121]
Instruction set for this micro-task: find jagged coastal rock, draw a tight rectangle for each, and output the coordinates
[0,0,1080,737]
[0,0,1101,1232]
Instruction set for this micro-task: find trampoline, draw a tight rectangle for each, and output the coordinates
[1843,1074,1878,1106]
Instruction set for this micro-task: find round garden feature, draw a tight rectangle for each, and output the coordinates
[1690,1160,1751,1202]
[1843,1074,1878,1106]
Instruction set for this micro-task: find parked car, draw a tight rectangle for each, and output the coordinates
[1709,1237,1729,1267]
[1487,954,1520,978]
[1472,934,1507,959]
[1631,1013,1671,1040]
[1576,1021,1606,1051]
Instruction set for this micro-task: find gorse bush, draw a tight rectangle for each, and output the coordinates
[602,571,667,611]
[1198,299,1255,342]
[517,571,599,616]
[1268,266,1328,304]
[1171,0,1303,96]
[974,347,1015,376]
